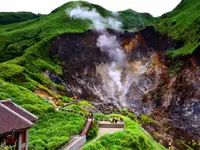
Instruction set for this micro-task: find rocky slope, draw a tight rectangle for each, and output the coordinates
[50,25,199,149]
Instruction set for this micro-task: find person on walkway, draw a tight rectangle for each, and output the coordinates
[115,118,118,124]
[90,112,93,118]
[73,95,79,104]
[112,118,115,123]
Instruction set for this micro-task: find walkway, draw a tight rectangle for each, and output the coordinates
[79,121,124,150]
[59,109,125,150]
[60,118,93,150]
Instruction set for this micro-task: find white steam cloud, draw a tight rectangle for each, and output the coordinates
[96,34,126,64]
[108,62,122,90]
[67,6,122,31]
[96,33,127,92]
[67,5,129,107]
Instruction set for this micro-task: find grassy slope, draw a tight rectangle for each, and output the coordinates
[0,0,155,112]
[0,2,91,149]
[118,9,155,31]
[0,1,154,62]
[83,114,166,150]
[29,111,85,150]
[0,12,40,25]
[154,0,200,57]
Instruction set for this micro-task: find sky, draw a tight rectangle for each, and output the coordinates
[0,0,181,17]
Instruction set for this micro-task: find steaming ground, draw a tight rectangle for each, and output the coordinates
[66,6,163,111]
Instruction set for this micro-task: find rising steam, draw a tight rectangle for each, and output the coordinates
[67,5,134,108]
[67,6,122,31]
[96,34,126,64]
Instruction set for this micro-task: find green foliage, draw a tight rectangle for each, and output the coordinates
[62,96,73,103]
[120,109,137,121]
[87,120,98,141]
[118,9,155,31]
[178,139,200,150]
[0,1,197,150]
[0,144,16,150]
[79,100,94,108]
[154,0,200,57]
[63,100,94,114]
[0,12,39,25]
[139,115,155,125]
[29,111,85,150]
[20,75,38,91]
[168,59,183,75]
[83,114,166,150]
[51,1,112,17]
[93,113,109,121]
[0,62,24,80]
[0,79,85,150]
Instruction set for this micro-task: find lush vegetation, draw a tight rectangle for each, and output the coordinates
[0,12,39,25]
[154,0,200,57]
[29,111,85,150]
[0,2,118,149]
[139,114,155,125]
[61,100,95,114]
[0,79,85,150]
[86,120,99,141]
[118,9,155,31]
[83,114,166,150]
[0,0,199,149]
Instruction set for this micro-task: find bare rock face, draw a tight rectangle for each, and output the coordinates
[50,27,200,149]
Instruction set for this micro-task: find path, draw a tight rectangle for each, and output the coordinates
[59,109,125,150]
[60,118,93,150]
[79,121,124,150]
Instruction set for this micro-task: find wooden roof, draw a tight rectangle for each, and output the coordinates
[0,100,38,136]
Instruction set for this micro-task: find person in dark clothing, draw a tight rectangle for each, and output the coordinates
[114,118,118,124]
[89,112,93,118]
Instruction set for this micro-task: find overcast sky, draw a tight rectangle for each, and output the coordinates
[0,0,181,17]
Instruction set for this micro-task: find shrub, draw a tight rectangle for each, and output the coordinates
[87,120,98,141]
[29,111,85,150]
[83,114,166,150]
[139,114,155,125]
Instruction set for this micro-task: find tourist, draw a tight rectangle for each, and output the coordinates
[111,118,115,123]
[115,118,118,124]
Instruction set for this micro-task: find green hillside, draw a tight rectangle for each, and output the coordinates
[0,0,199,149]
[83,114,166,150]
[0,1,160,149]
[0,12,40,25]
[154,0,200,57]
[0,1,155,62]
[118,9,155,30]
